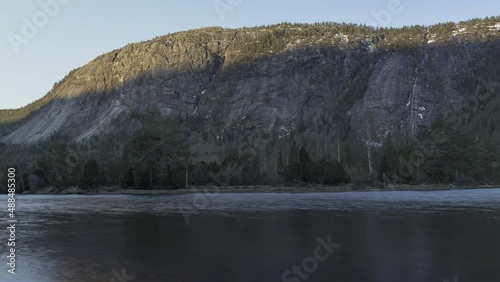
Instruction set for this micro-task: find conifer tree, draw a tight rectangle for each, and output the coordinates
[79,158,101,189]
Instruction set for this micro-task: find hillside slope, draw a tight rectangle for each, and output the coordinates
[1,18,500,161]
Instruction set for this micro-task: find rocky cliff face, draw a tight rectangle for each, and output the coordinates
[1,20,500,161]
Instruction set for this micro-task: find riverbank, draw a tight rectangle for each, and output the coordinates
[22,183,499,195]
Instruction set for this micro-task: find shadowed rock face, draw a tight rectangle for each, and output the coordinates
[1,22,500,151]
[350,43,490,139]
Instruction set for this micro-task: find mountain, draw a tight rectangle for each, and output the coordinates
[1,17,500,189]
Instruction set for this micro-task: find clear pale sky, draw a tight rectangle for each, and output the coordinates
[1,0,499,109]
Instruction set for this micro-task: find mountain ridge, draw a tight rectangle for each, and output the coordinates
[2,16,500,121]
[0,17,499,147]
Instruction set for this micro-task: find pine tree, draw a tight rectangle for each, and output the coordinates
[299,146,312,182]
[378,135,397,183]
[287,142,302,182]
[277,151,286,179]
[121,117,189,189]
[79,158,101,189]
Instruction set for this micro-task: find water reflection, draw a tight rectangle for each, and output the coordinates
[0,189,499,281]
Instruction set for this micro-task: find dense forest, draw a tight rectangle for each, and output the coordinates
[0,108,352,193]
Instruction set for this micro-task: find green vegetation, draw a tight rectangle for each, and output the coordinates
[237,16,500,60]
[120,115,189,190]
[281,142,350,185]
[79,158,102,189]
[0,112,191,192]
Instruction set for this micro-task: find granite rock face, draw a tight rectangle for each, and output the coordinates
[1,23,499,157]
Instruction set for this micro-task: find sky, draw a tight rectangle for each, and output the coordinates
[1,0,499,110]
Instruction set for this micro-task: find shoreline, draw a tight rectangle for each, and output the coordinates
[19,184,500,195]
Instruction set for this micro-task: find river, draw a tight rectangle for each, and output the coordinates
[0,188,499,282]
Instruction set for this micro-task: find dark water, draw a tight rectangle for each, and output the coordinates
[1,189,500,282]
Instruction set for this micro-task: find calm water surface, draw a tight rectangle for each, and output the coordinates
[0,189,499,282]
